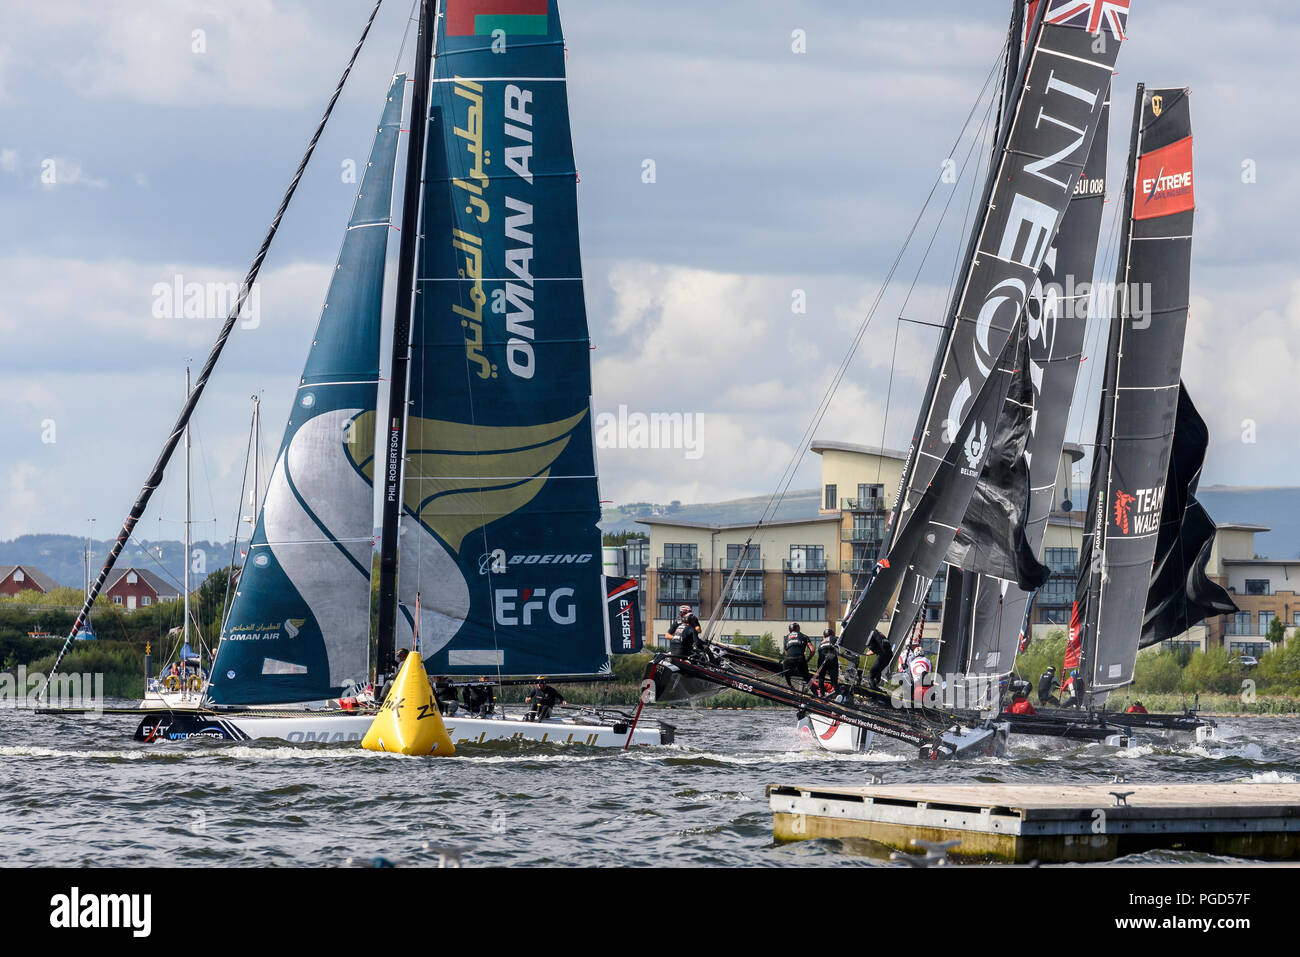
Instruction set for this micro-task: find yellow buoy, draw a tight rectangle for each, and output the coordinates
[361,651,455,756]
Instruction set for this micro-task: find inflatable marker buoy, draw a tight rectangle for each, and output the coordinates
[362,651,455,756]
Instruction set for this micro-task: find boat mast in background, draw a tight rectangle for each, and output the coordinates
[376,0,436,680]
[184,365,192,658]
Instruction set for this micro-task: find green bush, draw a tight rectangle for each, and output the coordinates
[1133,649,1184,694]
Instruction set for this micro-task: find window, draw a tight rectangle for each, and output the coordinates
[724,543,760,571]
[788,545,825,571]
[824,484,837,510]
[1294,611,1300,627]
[112,595,123,605]
[126,571,138,584]
[1230,642,1268,659]
[1245,579,1270,596]
[784,577,826,602]
[785,605,826,622]
[722,605,762,621]
[1044,548,1078,575]
[12,570,23,582]
[658,603,687,621]
[1232,611,1251,635]
[141,596,152,607]
[1259,610,1275,636]
[662,543,698,570]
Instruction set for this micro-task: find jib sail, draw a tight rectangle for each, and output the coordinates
[208,75,406,705]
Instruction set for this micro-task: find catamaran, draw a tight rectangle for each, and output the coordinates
[650,0,1129,759]
[42,0,671,749]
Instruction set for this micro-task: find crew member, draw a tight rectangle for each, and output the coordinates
[866,629,892,690]
[1008,687,1037,715]
[1038,665,1060,706]
[525,677,565,722]
[462,678,495,716]
[1064,672,1087,708]
[907,648,932,704]
[812,629,840,698]
[675,606,701,660]
[781,623,813,686]
[1125,701,1148,714]
[432,675,458,716]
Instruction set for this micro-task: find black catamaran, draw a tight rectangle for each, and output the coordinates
[650,0,1130,758]
[43,0,670,748]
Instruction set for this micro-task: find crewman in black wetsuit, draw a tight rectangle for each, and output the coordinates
[432,675,458,715]
[812,629,840,698]
[1038,666,1060,706]
[866,629,892,690]
[675,606,701,660]
[781,623,813,686]
[525,677,565,722]
[462,677,495,716]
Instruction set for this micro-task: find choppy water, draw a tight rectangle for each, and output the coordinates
[2,704,1297,867]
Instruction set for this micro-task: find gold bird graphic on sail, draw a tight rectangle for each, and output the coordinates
[346,409,588,553]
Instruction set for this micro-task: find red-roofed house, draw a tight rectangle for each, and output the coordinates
[104,567,181,610]
[0,565,60,596]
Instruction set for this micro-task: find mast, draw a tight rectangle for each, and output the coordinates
[1072,84,1144,693]
[184,365,192,654]
[37,0,386,700]
[376,0,437,677]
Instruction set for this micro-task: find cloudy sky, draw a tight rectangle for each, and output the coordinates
[1,0,1298,540]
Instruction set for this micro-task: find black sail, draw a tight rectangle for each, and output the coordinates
[952,92,1112,679]
[1068,86,1197,694]
[841,3,1129,656]
[1140,384,1238,647]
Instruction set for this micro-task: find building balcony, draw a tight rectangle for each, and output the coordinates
[719,558,764,574]
[658,558,701,571]
[840,496,887,513]
[723,588,765,604]
[658,585,701,603]
[782,558,827,573]
[784,587,827,604]
[843,559,877,575]
[842,528,885,545]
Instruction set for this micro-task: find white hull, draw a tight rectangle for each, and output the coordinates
[137,708,669,748]
[797,715,872,754]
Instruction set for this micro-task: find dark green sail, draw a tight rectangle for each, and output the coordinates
[385,1,609,677]
[208,75,406,704]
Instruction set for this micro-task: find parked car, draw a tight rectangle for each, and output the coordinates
[1232,655,1260,667]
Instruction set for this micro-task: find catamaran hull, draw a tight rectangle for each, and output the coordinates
[796,715,872,754]
[134,710,670,748]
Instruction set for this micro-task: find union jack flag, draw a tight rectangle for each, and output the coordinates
[1044,0,1130,40]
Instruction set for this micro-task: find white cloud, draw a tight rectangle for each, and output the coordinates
[0,148,15,173]
[37,157,106,189]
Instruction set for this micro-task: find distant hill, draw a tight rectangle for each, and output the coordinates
[1198,486,1300,559]
[0,535,238,591]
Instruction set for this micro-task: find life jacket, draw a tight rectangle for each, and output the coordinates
[784,634,809,659]
[1008,696,1036,716]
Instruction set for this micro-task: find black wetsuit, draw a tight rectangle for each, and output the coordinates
[433,678,458,715]
[462,684,494,716]
[1038,671,1060,706]
[865,630,892,688]
[677,620,699,659]
[783,633,812,683]
[526,684,563,721]
[813,646,840,696]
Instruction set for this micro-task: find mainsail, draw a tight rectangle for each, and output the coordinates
[207,75,407,705]
[945,91,1112,679]
[840,1,1129,656]
[376,0,610,677]
[1067,86,1197,694]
